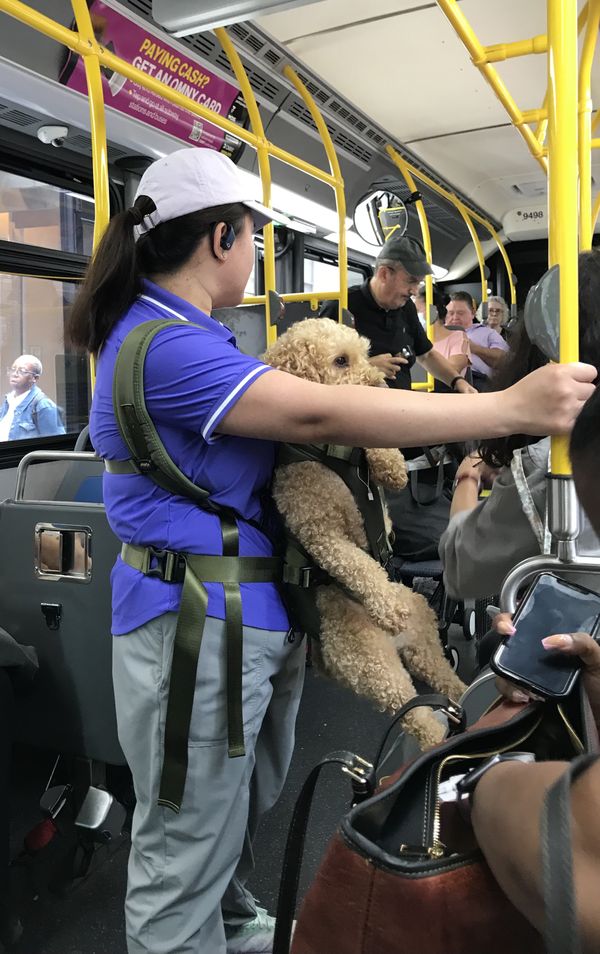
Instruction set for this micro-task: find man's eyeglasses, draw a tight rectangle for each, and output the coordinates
[7,367,35,376]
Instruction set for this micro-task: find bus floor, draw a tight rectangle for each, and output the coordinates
[6,627,476,954]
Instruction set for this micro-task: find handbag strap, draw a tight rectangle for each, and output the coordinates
[273,694,463,954]
[541,753,600,954]
[375,693,464,774]
[273,749,367,954]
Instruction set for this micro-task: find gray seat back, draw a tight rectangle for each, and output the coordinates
[0,452,123,764]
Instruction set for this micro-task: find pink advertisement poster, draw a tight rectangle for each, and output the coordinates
[59,0,246,156]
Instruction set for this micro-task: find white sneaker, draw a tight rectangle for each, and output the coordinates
[225,906,276,954]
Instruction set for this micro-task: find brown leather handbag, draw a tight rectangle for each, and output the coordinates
[274,689,599,954]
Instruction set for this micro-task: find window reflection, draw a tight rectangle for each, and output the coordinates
[0,170,94,256]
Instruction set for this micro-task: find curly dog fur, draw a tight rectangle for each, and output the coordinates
[262,319,465,750]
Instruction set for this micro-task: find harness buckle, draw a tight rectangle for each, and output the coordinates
[146,546,187,583]
[137,459,154,474]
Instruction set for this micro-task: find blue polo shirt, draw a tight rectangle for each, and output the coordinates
[90,280,289,635]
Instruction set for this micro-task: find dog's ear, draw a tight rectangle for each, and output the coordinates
[262,335,323,382]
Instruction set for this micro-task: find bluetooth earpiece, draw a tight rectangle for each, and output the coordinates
[220,224,236,251]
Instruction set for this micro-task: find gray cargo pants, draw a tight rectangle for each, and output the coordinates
[112,612,305,954]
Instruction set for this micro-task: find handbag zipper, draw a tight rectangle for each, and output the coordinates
[428,717,543,856]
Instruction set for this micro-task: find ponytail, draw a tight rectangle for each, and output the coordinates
[67,197,248,354]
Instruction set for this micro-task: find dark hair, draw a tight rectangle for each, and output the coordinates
[570,384,600,475]
[67,197,249,353]
[480,249,600,468]
[449,291,475,308]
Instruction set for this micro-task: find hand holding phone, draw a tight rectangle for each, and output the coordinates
[491,573,600,698]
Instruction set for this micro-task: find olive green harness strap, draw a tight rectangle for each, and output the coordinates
[278,442,393,568]
[111,317,282,813]
[121,537,282,812]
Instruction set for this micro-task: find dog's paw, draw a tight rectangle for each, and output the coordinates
[366,599,409,634]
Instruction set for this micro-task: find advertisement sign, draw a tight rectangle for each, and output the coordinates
[59,0,247,159]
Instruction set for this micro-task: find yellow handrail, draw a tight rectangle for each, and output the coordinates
[0,0,340,189]
[548,0,579,476]
[283,64,348,318]
[435,0,548,173]
[578,0,600,250]
[214,28,277,345]
[386,144,517,308]
[70,0,110,390]
[483,35,547,63]
[0,0,349,349]
[383,150,434,392]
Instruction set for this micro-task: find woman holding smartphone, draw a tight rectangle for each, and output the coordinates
[470,386,600,952]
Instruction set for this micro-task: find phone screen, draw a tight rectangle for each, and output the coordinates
[492,573,600,697]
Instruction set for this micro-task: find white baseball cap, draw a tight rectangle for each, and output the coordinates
[133,147,277,239]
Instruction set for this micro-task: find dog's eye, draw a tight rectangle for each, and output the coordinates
[334,355,348,367]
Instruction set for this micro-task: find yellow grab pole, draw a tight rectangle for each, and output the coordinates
[283,65,348,319]
[578,0,600,250]
[534,4,588,149]
[548,0,579,475]
[214,28,277,345]
[488,225,517,311]
[70,0,110,389]
[385,149,434,391]
[386,144,516,310]
[436,0,547,172]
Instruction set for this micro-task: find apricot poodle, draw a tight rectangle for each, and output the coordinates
[262,318,465,749]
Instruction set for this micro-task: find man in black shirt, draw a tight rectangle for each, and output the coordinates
[320,235,475,393]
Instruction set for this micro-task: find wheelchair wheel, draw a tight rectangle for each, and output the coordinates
[445,645,460,672]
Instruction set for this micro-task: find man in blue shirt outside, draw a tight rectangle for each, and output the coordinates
[0,355,65,441]
[445,291,509,390]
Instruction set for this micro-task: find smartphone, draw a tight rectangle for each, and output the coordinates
[491,572,600,698]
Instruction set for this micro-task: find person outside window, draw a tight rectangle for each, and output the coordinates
[0,355,65,441]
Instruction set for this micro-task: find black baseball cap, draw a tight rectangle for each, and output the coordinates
[376,234,433,276]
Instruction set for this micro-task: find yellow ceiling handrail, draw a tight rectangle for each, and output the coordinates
[0,0,338,188]
[435,0,548,173]
[386,145,517,309]
[484,34,548,63]
[214,27,277,345]
[384,149,435,392]
[0,0,350,348]
[283,64,348,318]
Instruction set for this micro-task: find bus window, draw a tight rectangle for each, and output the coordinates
[0,170,94,256]
[304,257,365,293]
[0,276,87,442]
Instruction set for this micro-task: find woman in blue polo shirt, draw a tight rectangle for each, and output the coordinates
[67,147,594,954]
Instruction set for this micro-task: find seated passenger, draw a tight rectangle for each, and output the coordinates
[0,355,65,441]
[414,287,438,328]
[439,250,600,601]
[477,295,509,338]
[445,291,509,390]
[430,314,471,393]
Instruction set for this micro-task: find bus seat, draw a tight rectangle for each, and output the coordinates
[73,476,103,503]
[0,465,124,765]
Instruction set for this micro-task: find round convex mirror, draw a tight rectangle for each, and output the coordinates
[353,190,409,246]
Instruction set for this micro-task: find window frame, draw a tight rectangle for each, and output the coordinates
[0,138,122,468]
